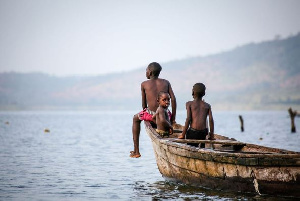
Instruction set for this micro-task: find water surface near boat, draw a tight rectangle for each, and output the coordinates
[0,110,299,200]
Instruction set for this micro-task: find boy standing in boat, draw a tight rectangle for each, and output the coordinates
[178,83,214,147]
[152,92,173,137]
[130,62,177,158]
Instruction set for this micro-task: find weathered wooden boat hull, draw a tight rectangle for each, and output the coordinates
[145,121,300,197]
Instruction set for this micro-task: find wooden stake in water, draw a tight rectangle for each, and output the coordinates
[239,115,244,132]
[288,108,297,133]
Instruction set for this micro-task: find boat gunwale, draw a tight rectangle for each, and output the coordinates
[144,121,300,197]
[145,121,300,164]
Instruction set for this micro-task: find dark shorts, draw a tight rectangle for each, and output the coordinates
[186,128,208,148]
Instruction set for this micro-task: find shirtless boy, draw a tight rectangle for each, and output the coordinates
[178,83,214,148]
[130,62,177,158]
[153,92,173,137]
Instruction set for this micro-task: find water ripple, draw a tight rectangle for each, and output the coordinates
[0,111,299,200]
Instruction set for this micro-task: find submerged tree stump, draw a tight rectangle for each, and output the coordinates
[239,115,244,132]
[288,108,297,133]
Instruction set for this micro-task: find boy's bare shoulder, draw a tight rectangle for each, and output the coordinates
[159,78,169,82]
[141,79,150,85]
[204,101,211,109]
[185,101,193,107]
[156,78,170,85]
[156,106,165,113]
[141,78,170,88]
[141,79,153,88]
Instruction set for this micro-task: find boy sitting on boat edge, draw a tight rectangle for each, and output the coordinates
[152,91,173,137]
[130,62,177,158]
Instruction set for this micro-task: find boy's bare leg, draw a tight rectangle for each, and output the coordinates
[130,114,142,158]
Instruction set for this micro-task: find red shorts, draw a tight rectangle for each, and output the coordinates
[138,108,172,121]
[138,108,155,121]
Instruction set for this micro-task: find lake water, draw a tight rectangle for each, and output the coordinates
[0,110,299,200]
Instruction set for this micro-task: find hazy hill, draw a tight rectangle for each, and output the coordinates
[162,34,300,110]
[0,34,299,111]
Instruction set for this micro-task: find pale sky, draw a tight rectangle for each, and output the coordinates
[0,0,300,76]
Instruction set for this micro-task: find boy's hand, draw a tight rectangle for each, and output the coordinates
[178,133,185,139]
[208,133,215,140]
[151,115,156,122]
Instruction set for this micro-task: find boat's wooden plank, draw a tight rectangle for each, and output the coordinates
[171,139,246,146]
[144,121,300,197]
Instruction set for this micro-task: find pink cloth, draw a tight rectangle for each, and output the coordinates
[138,108,172,121]
[138,108,155,121]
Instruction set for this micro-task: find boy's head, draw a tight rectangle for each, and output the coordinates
[193,83,206,97]
[157,91,170,108]
[147,62,162,77]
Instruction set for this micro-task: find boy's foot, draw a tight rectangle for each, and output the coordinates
[178,134,185,139]
[130,151,141,158]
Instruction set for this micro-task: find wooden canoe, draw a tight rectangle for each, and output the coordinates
[144,121,300,197]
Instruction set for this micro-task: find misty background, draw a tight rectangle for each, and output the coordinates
[0,0,299,111]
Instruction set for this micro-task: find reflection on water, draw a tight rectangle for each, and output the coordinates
[133,180,294,201]
[0,110,299,200]
[133,181,212,200]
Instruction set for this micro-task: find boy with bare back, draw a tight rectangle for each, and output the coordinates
[152,92,173,137]
[130,62,177,158]
[178,83,214,148]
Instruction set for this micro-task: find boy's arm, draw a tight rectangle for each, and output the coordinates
[178,102,191,139]
[141,83,147,109]
[157,108,172,128]
[208,105,215,140]
[168,82,177,124]
[152,110,157,122]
